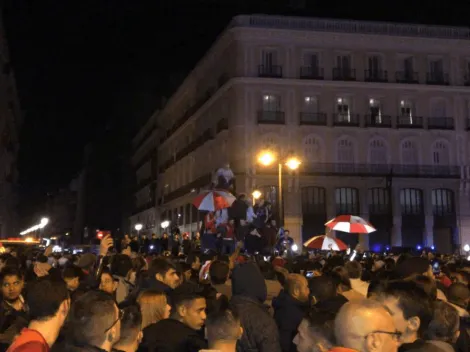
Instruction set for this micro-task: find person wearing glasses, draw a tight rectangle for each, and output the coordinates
[331,299,400,352]
[376,281,439,352]
[60,290,122,352]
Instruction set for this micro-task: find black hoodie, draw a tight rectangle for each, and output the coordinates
[230,263,281,352]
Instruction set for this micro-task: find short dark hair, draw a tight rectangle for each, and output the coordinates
[426,301,460,343]
[447,283,470,304]
[209,261,229,285]
[408,275,437,301]
[206,307,240,342]
[67,290,118,346]
[309,276,337,303]
[381,280,433,337]
[344,261,362,279]
[148,258,176,279]
[118,305,142,345]
[0,266,23,283]
[331,267,352,291]
[169,283,205,314]
[27,277,69,321]
[63,265,83,280]
[111,254,133,277]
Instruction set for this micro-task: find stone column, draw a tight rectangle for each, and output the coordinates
[359,187,369,250]
[391,187,402,246]
[424,187,434,247]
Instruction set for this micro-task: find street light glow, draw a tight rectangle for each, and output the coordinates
[161,220,170,229]
[252,190,262,200]
[20,217,50,236]
[258,151,275,166]
[135,223,143,231]
[285,157,301,170]
[464,244,470,252]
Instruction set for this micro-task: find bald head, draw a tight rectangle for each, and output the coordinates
[335,299,398,352]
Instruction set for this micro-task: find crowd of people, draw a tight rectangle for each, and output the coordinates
[0,233,468,352]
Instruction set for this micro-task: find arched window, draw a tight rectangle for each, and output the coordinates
[400,188,423,215]
[432,189,454,215]
[369,138,388,165]
[301,187,326,214]
[335,187,359,214]
[303,135,323,162]
[336,138,355,173]
[432,140,450,166]
[401,140,418,165]
[261,134,279,154]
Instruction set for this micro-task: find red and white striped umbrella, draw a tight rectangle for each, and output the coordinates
[304,235,348,251]
[192,189,236,212]
[325,215,376,234]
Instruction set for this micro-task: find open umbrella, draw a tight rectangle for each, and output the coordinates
[325,215,376,234]
[192,189,236,212]
[304,235,348,251]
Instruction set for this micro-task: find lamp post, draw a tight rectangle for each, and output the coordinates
[135,223,143,236]
[257,150,301,227]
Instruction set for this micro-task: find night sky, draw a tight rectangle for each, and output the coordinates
[1,0,466,217]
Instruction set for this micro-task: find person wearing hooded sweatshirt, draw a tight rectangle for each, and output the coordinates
[272,274,310,352]
[230,262,281,352]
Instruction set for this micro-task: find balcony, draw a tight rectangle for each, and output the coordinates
[332,68,356,81]
[427,117,454,130]
[257,110,285,124]
[333,113,360,126]
[258,65,283,78]
[364,70,388,82]
[299,112,327,125]
[298,163,460,179]
[395,71,419,84]
[426,72,449,85]
[396,116,424,128]
[365,114,392,128]
[299,66,324,80]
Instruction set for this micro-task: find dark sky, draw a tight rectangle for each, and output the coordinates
[1,0,467,211]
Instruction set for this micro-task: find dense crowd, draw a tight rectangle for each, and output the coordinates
[0,235,469,352]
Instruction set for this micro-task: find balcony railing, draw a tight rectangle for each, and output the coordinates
[258,65,283,78]
[365,114,392,127]
[332,68,356,81]
[396,116,424,128]
[299,66,324,79]
[364,70,388,82]
[333,113,360,126]
[427,117,454,130]
[257,110,285,124]
[395,71,419,83]
[299,112,327,125]
[426,72,449,85]
[299,163,461,178]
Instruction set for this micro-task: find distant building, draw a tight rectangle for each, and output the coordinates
[129,111,158,236]
[0,11,21,237]
[138,14,470,252]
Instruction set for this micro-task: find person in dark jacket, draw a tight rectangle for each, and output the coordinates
[230,262,281,352]
[273,274,310,352]
[139,283,207,352]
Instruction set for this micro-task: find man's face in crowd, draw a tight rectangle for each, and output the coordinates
[379,296,418,344]
[294,320,317,352]
[65,276,80,292]
[100,273,117,295]
[366,307,401,352]
[191,257,201,271]
[157,268,180,289]
[2,275,24,301]
[180,298,207,331]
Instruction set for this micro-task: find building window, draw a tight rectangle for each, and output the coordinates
[301,187,326,214]
[262,94,281,111]
[335,187,359,215]
[401,140,418,165]
[400,188,423,215]
[337,138,354,163]
[303,96,318,112]
[369,139,388,165]
[262,50,278,68]
[431,99,447,118]
[303,135,323,162]
[432,141,450,166]
[336,97,350,122]
[399,99,414,124]
[369,98,382,123]
[432,189,454,215]
[368,188,389,214]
